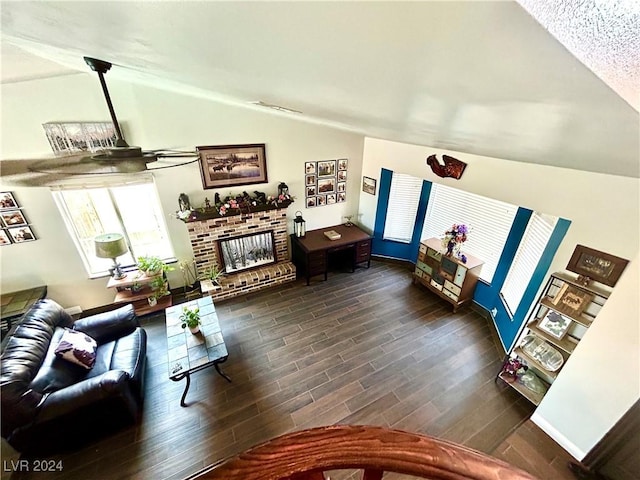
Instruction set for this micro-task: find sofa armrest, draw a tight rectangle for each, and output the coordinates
[73,304,138,344]
[34,370,130,423]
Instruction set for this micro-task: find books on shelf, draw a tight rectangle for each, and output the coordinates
[324,230,341,240]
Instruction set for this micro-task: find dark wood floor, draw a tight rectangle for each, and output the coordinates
[2,261,577,479]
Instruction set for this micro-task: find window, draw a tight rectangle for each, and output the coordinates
[421,184,517,282]
[501,212,558,314]
[52,177,175,277]
[382,173,423,243]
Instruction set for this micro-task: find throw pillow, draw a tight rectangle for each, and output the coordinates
[54,328,97,370]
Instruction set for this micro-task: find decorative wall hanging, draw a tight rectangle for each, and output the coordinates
[305,158,347,208]
[362,176,377,195]
[197,144,268,189]
[0,192,36,244]
[43,122,117,155]
[426,154,467,180]
[566,245,629,287]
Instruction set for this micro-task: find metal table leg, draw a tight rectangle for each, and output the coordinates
[215,363,232,382]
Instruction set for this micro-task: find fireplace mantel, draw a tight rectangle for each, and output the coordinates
[179,199,293,223]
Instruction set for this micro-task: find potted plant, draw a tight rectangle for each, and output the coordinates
[148,276,170,306]
[179,305,201,334]
[137,256,173,277]
[201,264,224,286]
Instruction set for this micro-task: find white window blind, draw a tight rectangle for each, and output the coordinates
[52,178,175,277]
[501,212,558,314]
[382,173,423,243]
[421,184,517,282]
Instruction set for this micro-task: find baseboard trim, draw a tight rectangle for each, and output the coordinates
[531,411,586,461]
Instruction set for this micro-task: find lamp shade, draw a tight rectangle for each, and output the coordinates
[95,233,128,259]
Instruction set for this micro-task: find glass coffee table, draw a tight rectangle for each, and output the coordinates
[165,296,231,407]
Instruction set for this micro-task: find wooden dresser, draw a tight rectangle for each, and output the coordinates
[413,238,483,311]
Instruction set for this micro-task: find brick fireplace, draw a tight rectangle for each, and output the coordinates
[186,208,296,301]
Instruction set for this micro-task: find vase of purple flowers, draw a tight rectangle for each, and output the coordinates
[442,224,469,258]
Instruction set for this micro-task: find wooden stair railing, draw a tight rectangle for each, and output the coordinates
[193,425,539,480]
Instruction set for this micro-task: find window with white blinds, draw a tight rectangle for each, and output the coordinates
[382,173,423,243]
[421,184,517,282]
[501,212,558,314]
[52,178,175,277]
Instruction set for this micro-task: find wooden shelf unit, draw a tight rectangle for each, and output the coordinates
[412,238,484,312]
[107,270,172,316]
[499,271,610,405]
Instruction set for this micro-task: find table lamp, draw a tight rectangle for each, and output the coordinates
[95,233,128,279]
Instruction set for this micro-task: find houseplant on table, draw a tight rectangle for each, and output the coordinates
[180,305,201,334]
[137,255,173,277]
[148,276,170,307]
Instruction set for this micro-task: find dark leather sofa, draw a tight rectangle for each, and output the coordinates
[1,299,147,453]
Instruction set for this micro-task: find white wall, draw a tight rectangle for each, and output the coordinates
[0,74,364,309]
[360,136,640,460]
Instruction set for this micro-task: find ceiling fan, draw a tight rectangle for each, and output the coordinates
[0,56,198,186]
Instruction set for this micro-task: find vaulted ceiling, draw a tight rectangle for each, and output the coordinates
[2,1,638,177]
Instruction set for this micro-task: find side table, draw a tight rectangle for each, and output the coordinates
[165,296,231,407]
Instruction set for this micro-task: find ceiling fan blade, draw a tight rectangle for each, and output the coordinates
[30,156,150,175]
[0,158,82,187]
[147,156,199,170]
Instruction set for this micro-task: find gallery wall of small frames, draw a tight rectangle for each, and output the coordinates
[0,192,37,245]
[304,158,348,208]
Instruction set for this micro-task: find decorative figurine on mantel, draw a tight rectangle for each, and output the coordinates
[204,197,211,209]
[178,193,191,212]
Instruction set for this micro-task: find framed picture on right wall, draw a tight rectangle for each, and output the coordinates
[566,245,629,287]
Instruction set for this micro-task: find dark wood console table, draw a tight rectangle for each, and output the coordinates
[291,224,371,285]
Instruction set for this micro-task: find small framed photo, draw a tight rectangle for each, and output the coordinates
[0,229,12,245]
[317,160,336,177]
[337,182,346,193]
[566,245,629,287]
[337,192,346,203]
[1,209,28,227]
[317,178,335,194]
[305,162,316,175]
[306,197,317,208]
[337,170,347,182]
[196,144,268,189]
[306,174,316,186]
[0,192,18,209]
[8,226,36,243]
[317,195,326,206]
[538,310,572,340]
[326,194,336,204]
[363,176,377,195]
[306,186,317,197]
[552,283,593,318]
[338,158,348,171]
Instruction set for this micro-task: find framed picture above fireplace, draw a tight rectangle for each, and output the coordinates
[218,230,276,274]
[197,143,268,189]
